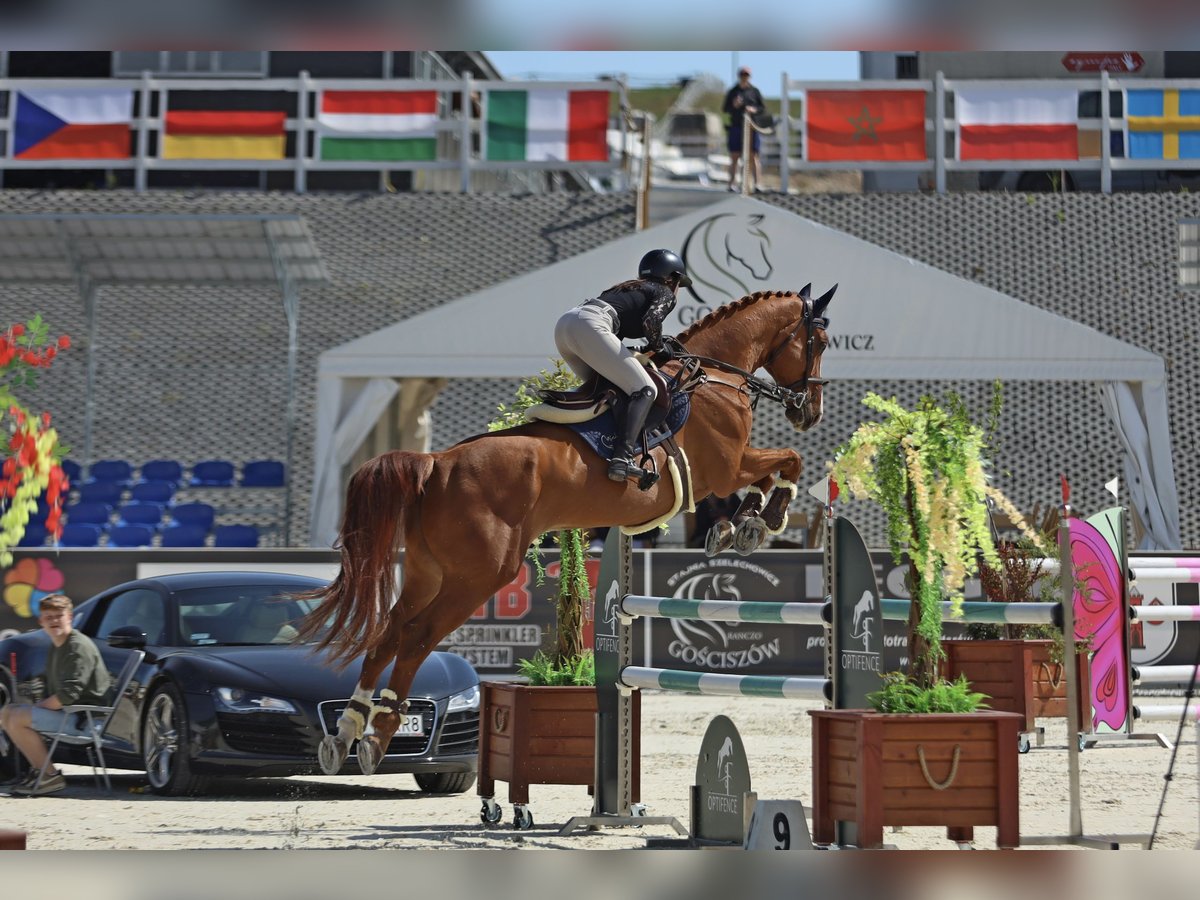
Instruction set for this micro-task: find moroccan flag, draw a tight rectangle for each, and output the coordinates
[319,90,438,162]
[486,89,609,162]
[806,90,926,161]
[162,111,286,160]
[957,88,1079,160]
[14,88,132,159]
[1126,88,1200,160]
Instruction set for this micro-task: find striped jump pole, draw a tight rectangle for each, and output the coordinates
[1130,605,1200,623]
[879,597,1061,627]
[620,666,830,700]
[621,595,831,627]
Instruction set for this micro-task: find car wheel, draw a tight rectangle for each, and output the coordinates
[414,771,477,794]
[142,683,208,796]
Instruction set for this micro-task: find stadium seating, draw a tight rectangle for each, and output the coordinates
[214,524,259,547]
[18,522,48,547]
[108,525,155,548]
[65,502,113,526]
[130,480,176,504]
[171,502,215,531]
[60,459,83,484]
[159,523,209,547]
[78,480,123,505]
[190,459,235,487]
[139,459,183,484]
[116,502,165,528]
[240,459,285,487]
[89,459,134,485]
[59,523,102,547]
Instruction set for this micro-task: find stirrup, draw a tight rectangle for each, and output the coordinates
[608,456,634,482]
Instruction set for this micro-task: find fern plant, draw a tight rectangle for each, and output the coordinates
[867,672,989,714]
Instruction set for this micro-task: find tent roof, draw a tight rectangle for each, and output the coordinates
[317,195,1163,383]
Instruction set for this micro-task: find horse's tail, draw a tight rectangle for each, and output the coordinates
[295,450,434,669]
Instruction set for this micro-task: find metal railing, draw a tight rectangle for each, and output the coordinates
[776,71,1200,194]
[0,72,626,194]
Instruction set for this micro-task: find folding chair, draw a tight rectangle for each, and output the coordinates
[64,502,113,526]
[116,502,165,528]
[78,480,123,505]
[88,459,134,485]
[214,524,259,547]
[189,459,234,487]
[108,525,155,548]
[160,523,209,547]
[139,459,183,484]
[130,480,176,504]
[240,460,285,487]
[171,502,215,531]
[32,648,145,793]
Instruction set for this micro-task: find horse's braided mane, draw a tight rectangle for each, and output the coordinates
[676,290,794,343]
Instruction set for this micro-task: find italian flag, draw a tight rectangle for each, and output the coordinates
[318,90,438,162]
[486,89,609,162]
[956,87,1079,160]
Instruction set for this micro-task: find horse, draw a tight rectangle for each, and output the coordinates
[297,286,835,776]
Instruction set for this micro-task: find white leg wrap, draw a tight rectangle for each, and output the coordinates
[339,687,374,740]
[772,477,799,498]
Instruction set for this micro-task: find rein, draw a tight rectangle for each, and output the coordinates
[665,296,828,412]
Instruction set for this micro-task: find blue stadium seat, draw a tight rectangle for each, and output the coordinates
[240,460,285,488]
[116,502,165,528]
[78,480,123,505]
[160,524,209,548]
[213,524,259,548]
[190,459,234,487]
[18,522,48,547]
[59,523,102,547]
[140,459,183,484]
[60,459,83,484]
[171,502,215,531]
[108,525,154,548]
[65,502,113,526]
[89,459,134,485]
[130,480,176,504]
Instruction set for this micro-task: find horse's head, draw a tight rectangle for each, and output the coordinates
[762,284,835,432]
[723,214,773,282]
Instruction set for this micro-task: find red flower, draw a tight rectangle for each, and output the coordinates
[57,335,71,349]
[10,323,24,336]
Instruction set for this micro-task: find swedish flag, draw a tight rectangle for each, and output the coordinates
[1126,88,1200,160]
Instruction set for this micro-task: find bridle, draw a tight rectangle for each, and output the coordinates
[667,295,829,412]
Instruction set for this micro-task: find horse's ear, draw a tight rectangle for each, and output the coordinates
[814,284,837,318]
[799,283,812,300]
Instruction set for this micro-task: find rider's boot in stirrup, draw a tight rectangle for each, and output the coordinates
[608,386,656,484]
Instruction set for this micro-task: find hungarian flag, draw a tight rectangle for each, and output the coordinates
[318,90,439,162]
[14,88,132,159]
[957,88,1079,160]
[162,110,286,160]
[806,90,926,161]
[486,89,609,162]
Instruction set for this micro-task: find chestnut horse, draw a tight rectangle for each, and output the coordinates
[297,286,834,775]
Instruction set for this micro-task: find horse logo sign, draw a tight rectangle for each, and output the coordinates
[679,212,774,323]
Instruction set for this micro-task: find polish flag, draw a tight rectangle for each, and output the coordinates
[956,88,1078,160]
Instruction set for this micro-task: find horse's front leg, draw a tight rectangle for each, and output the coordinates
[716,447,803,556]
[320,646,394,775]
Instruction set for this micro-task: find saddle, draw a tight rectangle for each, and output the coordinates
[534,365,674,427]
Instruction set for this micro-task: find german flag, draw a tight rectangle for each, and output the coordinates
[162,110,286,160]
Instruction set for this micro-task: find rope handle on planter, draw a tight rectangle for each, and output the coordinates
[1039,661,1065,691]
[917,744,961,791]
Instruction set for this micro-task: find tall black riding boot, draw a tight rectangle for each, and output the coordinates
[608,386,656,483]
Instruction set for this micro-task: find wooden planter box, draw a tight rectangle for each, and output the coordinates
[942,639,1091,740]
[478,681,640,805]
[810,709,1023,849]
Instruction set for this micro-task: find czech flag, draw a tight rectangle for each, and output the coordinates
[14,88,133,160]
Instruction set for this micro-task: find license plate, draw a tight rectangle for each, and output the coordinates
[395,713,424,736]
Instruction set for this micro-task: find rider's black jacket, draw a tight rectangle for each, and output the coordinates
[597,280,677,348]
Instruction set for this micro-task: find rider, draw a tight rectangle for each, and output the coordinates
[554,249,692,486]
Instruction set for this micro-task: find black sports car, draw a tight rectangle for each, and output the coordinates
[0,571,480,795]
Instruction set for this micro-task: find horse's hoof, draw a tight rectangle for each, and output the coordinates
[705,521,734,557]
[318,735,347,775]
[357,734,385,775]
[733,518,767,556]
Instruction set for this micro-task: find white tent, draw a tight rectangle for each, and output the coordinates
[311,196,1180,551]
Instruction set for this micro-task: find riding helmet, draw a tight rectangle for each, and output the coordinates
[638,249,693,288]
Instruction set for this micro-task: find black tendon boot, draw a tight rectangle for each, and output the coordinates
[608,386,656,483]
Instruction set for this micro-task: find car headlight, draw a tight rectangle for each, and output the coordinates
[213,687,298,714]
[446,684,480,713]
